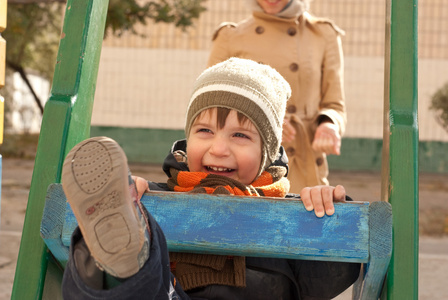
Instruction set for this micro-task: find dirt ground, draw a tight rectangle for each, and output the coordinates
[1,158,447,299]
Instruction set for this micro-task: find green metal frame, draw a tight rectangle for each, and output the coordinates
[11,1,109,298]
[11,0,419,298]
[382,0,419,299]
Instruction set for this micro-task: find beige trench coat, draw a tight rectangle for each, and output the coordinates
[208,11,346,193]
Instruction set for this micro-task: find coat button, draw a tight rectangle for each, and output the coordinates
[287,27,297,36]
[286,147,295,156]
[255,26,264,34]
[316,157,324,166]
[289,63,299,72]
[287,105,297,113]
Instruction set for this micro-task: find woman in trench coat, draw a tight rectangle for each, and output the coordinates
[208,0,346,193]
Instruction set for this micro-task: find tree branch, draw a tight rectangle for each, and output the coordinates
[6,60,45,115]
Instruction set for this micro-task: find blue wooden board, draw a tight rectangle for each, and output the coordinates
[41,183,392,300]
[55,185,371,263]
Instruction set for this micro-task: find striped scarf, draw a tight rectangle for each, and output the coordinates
[167,166,290,197]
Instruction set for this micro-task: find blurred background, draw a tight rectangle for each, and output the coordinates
[2,0,448,172]
[1,2,447,299]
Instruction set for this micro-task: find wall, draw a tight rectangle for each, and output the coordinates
[89,1,448,172]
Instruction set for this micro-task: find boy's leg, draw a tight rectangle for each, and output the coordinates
[61,136,189,299]
[290,260,361,300]
[61,136,148,278]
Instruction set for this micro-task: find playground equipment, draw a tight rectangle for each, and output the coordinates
[11,0,418,299]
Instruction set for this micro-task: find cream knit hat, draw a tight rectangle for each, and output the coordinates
[185,57,291,174]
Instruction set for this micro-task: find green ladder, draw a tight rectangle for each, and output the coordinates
[11,1,108,298]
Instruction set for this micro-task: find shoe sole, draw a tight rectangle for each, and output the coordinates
[62,136,144,278]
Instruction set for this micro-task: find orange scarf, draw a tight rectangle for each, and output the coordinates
[167,166,290,197]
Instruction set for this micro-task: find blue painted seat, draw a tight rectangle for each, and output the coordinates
[41,183,392,300]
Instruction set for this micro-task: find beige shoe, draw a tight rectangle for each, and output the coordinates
[62,136,149,278]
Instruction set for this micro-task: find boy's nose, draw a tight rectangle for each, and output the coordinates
[209,136,230,157]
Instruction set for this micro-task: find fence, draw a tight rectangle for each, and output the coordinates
[89,0,448,171]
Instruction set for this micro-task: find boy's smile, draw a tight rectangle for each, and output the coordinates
[187,109,263,185]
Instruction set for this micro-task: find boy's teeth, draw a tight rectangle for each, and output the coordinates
[209,166,230,172]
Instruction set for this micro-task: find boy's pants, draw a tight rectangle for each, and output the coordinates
[62,210,360,300]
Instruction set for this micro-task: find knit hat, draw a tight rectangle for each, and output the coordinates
[185,57,291,174]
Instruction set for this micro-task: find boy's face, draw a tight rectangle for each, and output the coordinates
[187,109,262,185]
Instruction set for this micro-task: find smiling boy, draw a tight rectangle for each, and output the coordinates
[187,108,262,185]
[61,58,359,299]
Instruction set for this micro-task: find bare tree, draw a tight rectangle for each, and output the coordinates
[4,0,206,117]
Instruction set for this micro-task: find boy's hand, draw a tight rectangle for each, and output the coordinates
[132,176,150,200]
[300,185,346,218]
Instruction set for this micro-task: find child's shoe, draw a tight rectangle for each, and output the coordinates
[62,136,150,278]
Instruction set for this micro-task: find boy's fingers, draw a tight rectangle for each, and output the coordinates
[301,185,345,217]
[300,187,314,212]
[333,185,346,202]
[310,187,325,218]
[320,186,334,216]
[132,176,149,200]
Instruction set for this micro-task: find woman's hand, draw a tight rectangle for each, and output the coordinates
[312,122,341,155]
[282,118,296,143]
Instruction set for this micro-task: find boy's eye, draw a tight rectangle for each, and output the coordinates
[197,128,212,133]
[234,132,250,139]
